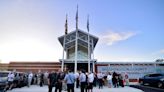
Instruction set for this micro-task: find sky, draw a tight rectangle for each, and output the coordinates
[0,0,164,63]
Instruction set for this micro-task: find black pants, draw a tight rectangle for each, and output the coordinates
[55,88,62,92]
[40,80,44,87]
[48,85,53,92]
[119,80,124,87]
[76,78,79,88]
[67,84,74,92]
[98,79,103,89]
[80,82,87,92]
[55,83,62,92]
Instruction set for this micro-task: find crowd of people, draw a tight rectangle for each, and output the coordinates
[3,69,129,92]
[3,70,49,92]
[47,69,129,92]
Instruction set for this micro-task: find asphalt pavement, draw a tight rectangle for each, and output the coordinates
[3,85,143,92]
[130,85,164,92]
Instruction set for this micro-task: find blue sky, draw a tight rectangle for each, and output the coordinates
[0,0,163,63]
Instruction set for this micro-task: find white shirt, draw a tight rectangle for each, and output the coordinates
[74,72,79,79]
[97,73,103,79]
[8,73,14,82]
[88,73,94,83]
[28,73,33,79]
[44,72,49,78]
[79,73,86,82]
[107,75,112,80]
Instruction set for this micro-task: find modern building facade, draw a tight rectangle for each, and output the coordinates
[58,8,98,73]
[1,61,164,80]
[96,62,164,79]
[58,29,98,73]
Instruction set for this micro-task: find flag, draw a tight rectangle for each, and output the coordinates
[87,15,89,32]
[76,5,78,29]
[65,14,68,34]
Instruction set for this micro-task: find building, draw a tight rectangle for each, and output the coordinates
[58,29,98,73]
[58,8,98,73]
[0,62,61,73]
[0,8,163,81]
[0,63,8,71]
[1,61,164,81]
[96,62,164,79]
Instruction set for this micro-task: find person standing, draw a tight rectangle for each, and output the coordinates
[55,70,63,92]
[112,72,119,88]
[87,72,94,92]
[44,71,49,85]
[124,73,129,86]
[107,72,113,88]
[40,72,44,87]
[79,70,87,92]
[28,71,33,87]
[3,71,15,92]
[97,72,103,89]
[48,71,57,92]
[13,72,20,88]
[74,71,79,88]
[64,70,75,92]
[93,72,97,87]
[62,71,67,91]
[118,74,124,87]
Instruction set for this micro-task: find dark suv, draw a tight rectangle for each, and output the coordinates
[139,73,164,88]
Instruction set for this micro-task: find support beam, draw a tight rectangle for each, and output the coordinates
[61,34,66,72]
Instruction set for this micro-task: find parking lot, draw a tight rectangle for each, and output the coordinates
[0,85,143,92]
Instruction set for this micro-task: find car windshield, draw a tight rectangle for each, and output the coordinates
[0,72,8,77]
[148,74,164,77]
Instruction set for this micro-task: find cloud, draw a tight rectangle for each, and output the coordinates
[152,49,164,55]
[159,49,164,54]
[100,31,137,46]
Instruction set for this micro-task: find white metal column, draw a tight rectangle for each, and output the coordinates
[88,33,90,72]
[61,35,66,71]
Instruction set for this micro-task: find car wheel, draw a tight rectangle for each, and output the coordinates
[157,82,163,88]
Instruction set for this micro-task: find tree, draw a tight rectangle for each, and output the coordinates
[155,59,164,62]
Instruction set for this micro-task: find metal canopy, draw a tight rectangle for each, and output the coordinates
[58,29,98,50]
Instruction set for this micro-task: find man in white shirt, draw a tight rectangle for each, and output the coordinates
[107,72,113,88]
[87,72,94,92]
[74,71,79,88]
[4,71,15,92]
[79,70,87,92]
[97,72,103,89]
[28,72,33,87]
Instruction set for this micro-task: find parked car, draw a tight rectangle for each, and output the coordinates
[139,73,164,88]
[0,71,10,90]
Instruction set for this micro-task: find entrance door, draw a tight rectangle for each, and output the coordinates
[77,63,88,71]
[65,63,92,72]
[66,63,74,71]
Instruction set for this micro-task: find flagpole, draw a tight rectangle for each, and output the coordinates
[74,5,78,73]
[87,15,90,73]
[62,14,68,72]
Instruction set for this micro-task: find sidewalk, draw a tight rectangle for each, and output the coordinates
[6,85,143,92]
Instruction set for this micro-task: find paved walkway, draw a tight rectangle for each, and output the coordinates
[6,85,143,92]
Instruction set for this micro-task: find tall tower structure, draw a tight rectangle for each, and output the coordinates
[58,8,98,73]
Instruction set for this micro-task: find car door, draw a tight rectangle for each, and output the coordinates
[144,74,152,85]
[151,74,162,86]
[148,74,162,86]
